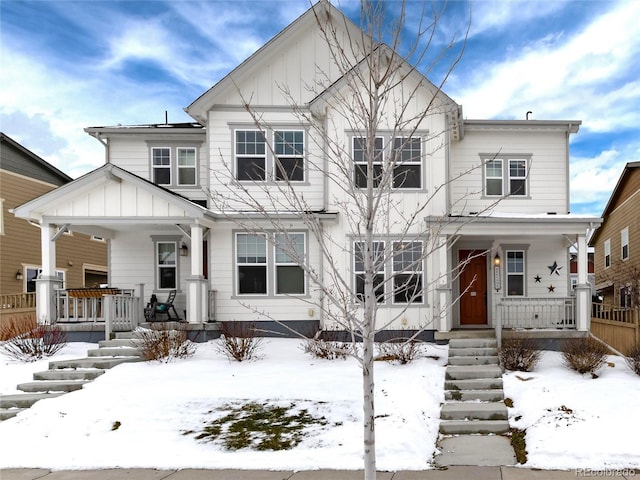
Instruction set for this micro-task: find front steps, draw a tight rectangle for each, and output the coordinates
[0,339,144,421]
[436,334,516,467]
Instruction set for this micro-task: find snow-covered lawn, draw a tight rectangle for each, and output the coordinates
[1,339,639,471]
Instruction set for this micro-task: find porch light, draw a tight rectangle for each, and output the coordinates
[493,254,501,267]
[180,242,189,256]
[16,270,23,281]
[493,253,501,292]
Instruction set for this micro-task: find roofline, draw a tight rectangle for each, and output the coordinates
[463,119,581,133]
[0,132,73,182]
[84,124,205,135]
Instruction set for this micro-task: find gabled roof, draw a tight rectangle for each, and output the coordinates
[0,132,72,184]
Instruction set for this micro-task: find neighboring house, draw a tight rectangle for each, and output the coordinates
[13,2,600,339]
[570,250,595,296]
[590,161,640,307]
[0,133,108,297]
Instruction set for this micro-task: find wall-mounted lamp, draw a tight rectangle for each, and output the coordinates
[493,253,501,292]
[180,242,189,256]
[493,253,501,267]
[16,270,23,281]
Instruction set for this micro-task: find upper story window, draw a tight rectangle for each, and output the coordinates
[149,144,199,187]
[235,129,306,182]
[621,227,629,261]
[483,155,530,197]
[604,239,611,268]
[353,135,423,189]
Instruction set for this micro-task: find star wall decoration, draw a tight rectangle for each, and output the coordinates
[548,261,563,276]
[548,285,555,293]
[534,275,542,283]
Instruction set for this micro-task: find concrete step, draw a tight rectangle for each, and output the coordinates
[448,356,499,366]
[17,380,89,393]
[445,389,505,402]
[445,365,502,380]
[449,338,497,349]
[33,369,105,381]
[436,435,516,467]
[0,407,26,420]
[0,393,64,409]
[449,347,498,357]
[439,419,510,435]
[87,347,142,357]
[49,357,143,370]
[98,339,140,348]
[440,402,508,421]
[445,378,503,391]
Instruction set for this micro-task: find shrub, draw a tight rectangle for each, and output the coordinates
[217,322,263,362]
[562,337,610,375]
[0,316,37,341]
[301,331,351,360]
[137,324,197,363]
[499,337,541,372]
[376,338,423,364]
[0,325,67,362]
[625,344,640,376]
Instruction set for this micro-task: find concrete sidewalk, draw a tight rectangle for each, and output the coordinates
[5,467,636,480]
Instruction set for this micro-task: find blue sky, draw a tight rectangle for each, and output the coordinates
[1,0,638,216]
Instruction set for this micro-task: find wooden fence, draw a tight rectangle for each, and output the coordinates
[591,303,639,355]
[0,293,37,339]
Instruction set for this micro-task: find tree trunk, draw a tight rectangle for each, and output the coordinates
[362,323,376,480]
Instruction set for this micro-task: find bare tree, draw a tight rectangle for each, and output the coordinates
[208,1,471,478]
[601,260,640,308]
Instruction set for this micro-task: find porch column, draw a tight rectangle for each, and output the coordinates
[575,233,590,331]
[35,223,62,325]
[185,224,207,323]
[435,235,452,332]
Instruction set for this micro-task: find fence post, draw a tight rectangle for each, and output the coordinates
[495,302,502,348]
[104,295,113,340]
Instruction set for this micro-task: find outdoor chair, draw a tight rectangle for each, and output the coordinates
[144,290,179,321]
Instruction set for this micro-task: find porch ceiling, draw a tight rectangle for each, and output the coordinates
[432,214,602,236]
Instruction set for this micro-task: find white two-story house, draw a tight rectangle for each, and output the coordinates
[13,1,600,341]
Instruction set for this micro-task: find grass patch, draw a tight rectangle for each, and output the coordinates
[189,401,339,451]
[510,428,527,464]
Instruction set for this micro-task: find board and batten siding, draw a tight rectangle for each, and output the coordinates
[450,129,570,215]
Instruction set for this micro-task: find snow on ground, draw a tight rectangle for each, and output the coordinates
[0,339,448,471]
[504,350,640,470]
[1,339,639,471]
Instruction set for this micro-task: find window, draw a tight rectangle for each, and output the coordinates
[392,241,423,303]
[236,130,266,181]
[152,148,171,185]
[620,286,632,308]
[274,233,305,294]
[156,241,177,289]
[392,137,422,188]
[274,130,304,182]
[177,148,197,185]
[354,136,384,188]
[483,156,529,197]
[621,227,629,260]
[604,239,611,268]
[236,234,267,294]
[25,267,65,292]
[506,250,525,296]
[354,241,385,302]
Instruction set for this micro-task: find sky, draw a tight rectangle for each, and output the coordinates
[1,0,639,216]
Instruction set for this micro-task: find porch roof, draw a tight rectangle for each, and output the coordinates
[11,164,218,239]
[430,213,602,236]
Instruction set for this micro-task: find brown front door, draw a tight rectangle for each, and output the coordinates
[459,250,488,325]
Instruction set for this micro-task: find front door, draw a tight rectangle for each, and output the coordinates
[459,250,488,325]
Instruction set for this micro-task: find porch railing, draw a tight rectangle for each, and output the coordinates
[498,297,576,329]
[104,293,142,340]
[208,289,217,322]
[56,288,135,323]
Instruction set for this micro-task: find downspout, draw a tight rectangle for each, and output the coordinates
[565,128,571,214]
[320,108,329,332]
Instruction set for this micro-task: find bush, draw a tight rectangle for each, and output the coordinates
[376,338,423,364]
[137,324,197,363]
[0,316,37,341]
[217,322,263,362]
[0,325,67,362]
[301,331,351,360]
[499,337,541,372]
[625,344,640,376]
[562,337,610,375]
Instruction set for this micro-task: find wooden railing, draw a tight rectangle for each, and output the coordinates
[0,292,37,329]
[591,303,639,355]
[56,288,134,322]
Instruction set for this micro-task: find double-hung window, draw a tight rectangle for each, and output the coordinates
[177,148,197,185]
[275,233,305,294]
[236,130,266,181]
[150,145,199,186]
[604,239,611,268]
[621,227,629,260]
[25,267,65,292]
[236,234,268,294]
[152,148,171,185]
[392,137,422,188]
[506,250,525,296]
[157,241,177,289]
[484,156,529,197]
[354,241,385,302]
[353,136,384,188]
[392,241,423,303]
[274,130,304,182]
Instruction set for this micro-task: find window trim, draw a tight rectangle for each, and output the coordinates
[621,227,629,261]
[604,239,611,269]
[481,154,531,198]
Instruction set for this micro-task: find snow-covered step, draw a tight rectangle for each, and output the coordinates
[440,402,508,421]
[49,357,143,370]
[17,380,90,393]
[444,389,505,402]
[447,355,499,366]
[87,347,142,357]
[33,369,105,381]
[0,393,64,409]
[445,365,502,380]
[0,407,26,420]
[448,338,497,349]
[444,378,503,391]
[448,347,498,357]
[439,419,510,435]
[98,339,140,348]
